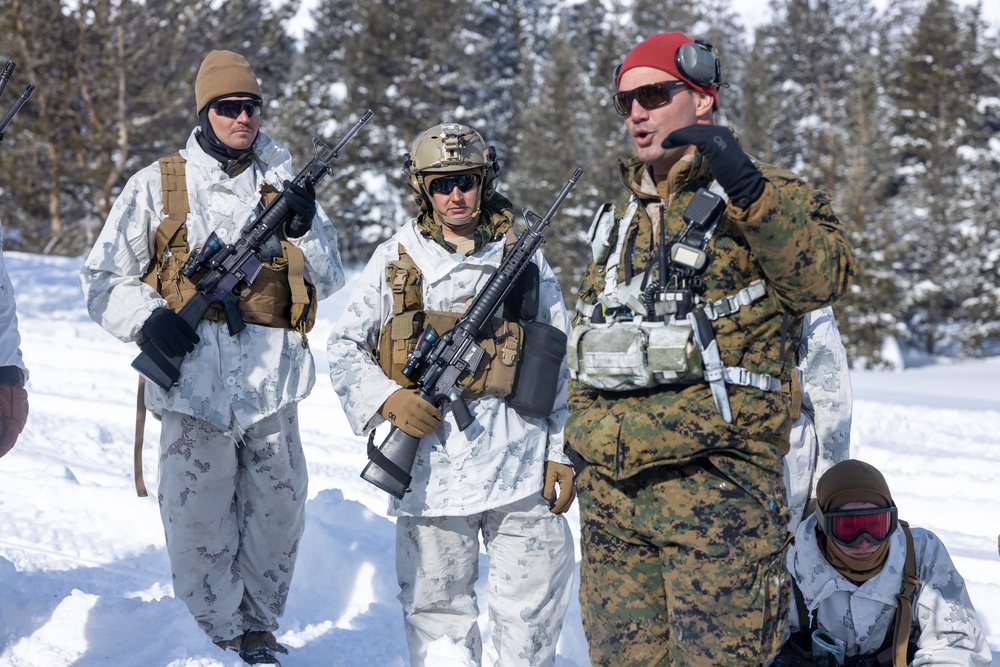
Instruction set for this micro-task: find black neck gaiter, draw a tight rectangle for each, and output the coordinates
[196,108,255,176]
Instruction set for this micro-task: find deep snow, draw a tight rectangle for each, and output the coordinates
[0,251,996,666]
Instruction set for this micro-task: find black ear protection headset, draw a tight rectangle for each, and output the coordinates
[613,38,723,89]
[675,39,722,87]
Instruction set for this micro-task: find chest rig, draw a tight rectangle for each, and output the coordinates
[569,184,780,423]
[142,153,317,338]
[375,234,525,402]
[375,234,567,419]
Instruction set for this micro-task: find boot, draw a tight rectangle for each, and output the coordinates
[238,630,289,666]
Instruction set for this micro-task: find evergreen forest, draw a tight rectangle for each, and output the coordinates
[2,0,999,367]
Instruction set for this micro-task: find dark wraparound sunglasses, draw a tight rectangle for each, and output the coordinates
[816,505,898,548]
[428,173,481,195]
[210,99,262,119]
[612,81,689,116]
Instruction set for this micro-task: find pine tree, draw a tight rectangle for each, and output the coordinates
[886,0,991,356]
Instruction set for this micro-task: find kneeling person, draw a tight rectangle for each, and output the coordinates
[777,459,991,666]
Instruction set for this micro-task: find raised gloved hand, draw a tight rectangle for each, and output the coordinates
[0,367,28,458]
[379,389,442,438]
[543,461,576,514]
[662,125,765,208]
[141,307,200,357]
[283,179,316,238]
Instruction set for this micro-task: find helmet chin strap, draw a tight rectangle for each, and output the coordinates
[428,186,484,230]
[435,206,481,229]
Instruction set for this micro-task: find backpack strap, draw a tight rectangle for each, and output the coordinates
[890,521,919,667]
[143,153,190,290]
[135,152,189,497]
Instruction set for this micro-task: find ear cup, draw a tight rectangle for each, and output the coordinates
[675,41,720,87]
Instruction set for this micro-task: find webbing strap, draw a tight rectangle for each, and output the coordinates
[280,240,310,306]
[892,521,919,667]
[154,154,189,257]
[704,279,768,321]
[723,365,782,392]
[133,377,148,497]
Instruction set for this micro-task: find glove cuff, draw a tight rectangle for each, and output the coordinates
[0,366,23,385]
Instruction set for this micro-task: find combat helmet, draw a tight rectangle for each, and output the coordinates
[403,122,499,214]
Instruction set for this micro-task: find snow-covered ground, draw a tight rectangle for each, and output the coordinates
[0,251,997,666]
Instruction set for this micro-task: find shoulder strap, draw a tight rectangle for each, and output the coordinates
[890,521,919,667]
[136,153,189,497]
[155,153,190,255]
[143,153,190,291]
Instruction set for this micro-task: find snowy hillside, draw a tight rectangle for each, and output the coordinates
[0,251,996,666]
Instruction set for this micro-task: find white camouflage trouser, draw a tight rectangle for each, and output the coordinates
[395,495,575,667]
[157,408,307,643]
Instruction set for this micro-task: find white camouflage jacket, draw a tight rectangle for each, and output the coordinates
[785,307,853,533]
[327,219,571,517]
[0,221,27,382]
[787,514,992,665]
[80,129,345,432]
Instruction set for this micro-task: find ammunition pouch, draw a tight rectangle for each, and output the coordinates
[567,318,703,391]
[377,310,522,400]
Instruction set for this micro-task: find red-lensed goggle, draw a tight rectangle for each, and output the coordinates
[816,505,898,548]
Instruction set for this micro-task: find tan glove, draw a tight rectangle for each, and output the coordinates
[0,375,28,458]
[543,462,576,514]
[378,389,442,438]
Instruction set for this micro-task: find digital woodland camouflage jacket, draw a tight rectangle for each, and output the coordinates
[787,514,992,665]
[566,152,855,482]
[80,129,345,432]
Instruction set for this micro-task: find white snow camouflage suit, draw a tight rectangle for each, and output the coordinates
[327,206,575,666]
[80,128,345,642]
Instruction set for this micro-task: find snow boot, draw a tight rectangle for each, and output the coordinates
[238,630,289,666]
[214,636,242,654]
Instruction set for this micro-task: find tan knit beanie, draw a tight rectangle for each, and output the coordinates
[816,459,893,512]
[195,50,263,114]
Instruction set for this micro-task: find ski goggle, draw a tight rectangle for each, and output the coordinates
[816,505,898,548]
[612,80,689,116]
[428,173,481,195]
[210,99,262,119]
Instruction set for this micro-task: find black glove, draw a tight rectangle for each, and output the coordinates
[141,307,200,357]
[662,125,765,208]
[283,179,316,238]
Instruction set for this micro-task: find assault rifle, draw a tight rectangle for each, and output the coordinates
[132,109,374,390]
[362,167,583,498]
[0,61,36,142]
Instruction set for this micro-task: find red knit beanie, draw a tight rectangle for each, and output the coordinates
[616,32,719,110]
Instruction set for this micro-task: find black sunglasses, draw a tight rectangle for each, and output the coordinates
[210,99,262,119]
[612,81,689,116]
[428,173,481,195]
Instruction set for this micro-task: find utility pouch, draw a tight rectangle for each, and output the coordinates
[507,320,567,418]
[568,319,703,391]
[811,629,846,667]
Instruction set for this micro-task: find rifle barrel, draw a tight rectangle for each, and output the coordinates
[0,84,35,140]
[0,61,14,101]
[327,109,374,159]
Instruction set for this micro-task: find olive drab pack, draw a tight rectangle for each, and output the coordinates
[142,153,318,338]
[375,239,523,401]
